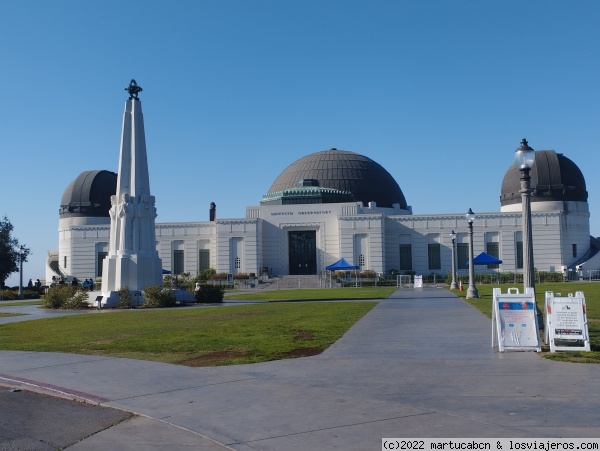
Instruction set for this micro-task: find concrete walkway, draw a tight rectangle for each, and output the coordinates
[1,288,599,450]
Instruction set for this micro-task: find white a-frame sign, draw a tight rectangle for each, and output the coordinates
[492,287,541,352]
[544,291,590,352]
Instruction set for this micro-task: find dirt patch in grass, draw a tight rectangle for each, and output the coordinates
[180,350,250,366]
[278,348,323,358]
[180,346,323,367]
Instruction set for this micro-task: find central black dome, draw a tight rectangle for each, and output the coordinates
[266,149,407,208]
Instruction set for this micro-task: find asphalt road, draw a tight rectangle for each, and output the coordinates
[0,385,132,450]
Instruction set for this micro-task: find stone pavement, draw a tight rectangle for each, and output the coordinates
[0,288,599,450]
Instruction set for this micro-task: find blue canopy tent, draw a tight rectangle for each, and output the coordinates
[325,258,359,271]
[466,252,503,266]
[326,258,359,287]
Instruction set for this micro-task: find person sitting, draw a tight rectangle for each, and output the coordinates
[82,279,90,290]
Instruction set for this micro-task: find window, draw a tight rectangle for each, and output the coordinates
[64,256,67,269]
[354,234,367,269]
[198,249,210,272]
[173,250,184,275]
[457,243,468,270]
[572,244,577,258]
[399,244,412,271]
[516,241,523,269]
[97,252,108,277]
[235,256,241,269]
[486,242,499,269]
[428,243,441,270]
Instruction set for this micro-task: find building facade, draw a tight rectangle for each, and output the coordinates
[48,148,598,283]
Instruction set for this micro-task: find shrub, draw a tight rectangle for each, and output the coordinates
[162,275,174,289]
[210,272,228,280]
[62,290,91,309]
[195,284,224,303]
[23,288,41,299]
[195,268,216,281]
[43,285,89,310]
[116,286,133,309]
[360,270,377,278]
[0,289,18,301]
[143,285,176,308]
[233,273,250,280]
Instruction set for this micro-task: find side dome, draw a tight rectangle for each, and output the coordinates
[500,150,587,208]
[264,148,407,208]
[60,170,117,218]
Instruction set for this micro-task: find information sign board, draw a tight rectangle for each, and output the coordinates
[544,291,590,352]
[492,287,541,352]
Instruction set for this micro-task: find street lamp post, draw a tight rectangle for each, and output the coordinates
[466,208,479,299]
[18,245,24,299]
[515,138,535,290]
[450,230,458,289]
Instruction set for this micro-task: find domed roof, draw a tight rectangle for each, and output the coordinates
[60,170,117,218]
[500,150,587,207]
[265,149,407,208]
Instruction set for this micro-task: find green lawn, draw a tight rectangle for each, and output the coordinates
[0,301,377,366]
[5,283,595,365]
[451,282,600,362]
[225,286,397,301]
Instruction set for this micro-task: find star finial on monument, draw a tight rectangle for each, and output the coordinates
[125,79,143,100]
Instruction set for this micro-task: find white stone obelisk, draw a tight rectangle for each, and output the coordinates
[99,80,162,306]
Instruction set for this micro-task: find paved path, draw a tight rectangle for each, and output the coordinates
[1,288,599,450]
[0,301,95,324]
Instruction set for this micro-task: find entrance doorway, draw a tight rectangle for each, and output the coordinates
[288,230,317,275]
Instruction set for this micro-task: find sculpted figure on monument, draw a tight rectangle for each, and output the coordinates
[135,194,149,251]
[125,79,143,100]
[118,193,135,251]
[109,195,119,253]
[136,194,157,251]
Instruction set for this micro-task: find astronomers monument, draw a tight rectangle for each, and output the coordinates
[97,80,162,306]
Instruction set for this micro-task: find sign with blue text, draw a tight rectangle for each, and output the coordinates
[544,291,590,352]
[492,287,541,352]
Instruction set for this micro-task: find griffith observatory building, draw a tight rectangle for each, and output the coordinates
[47,96,599,284]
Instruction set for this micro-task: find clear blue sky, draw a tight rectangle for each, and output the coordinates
[2,0,599,286]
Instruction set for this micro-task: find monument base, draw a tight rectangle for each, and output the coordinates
[87,290,146,308]
[101,253,162,293]
[87,288,194,308]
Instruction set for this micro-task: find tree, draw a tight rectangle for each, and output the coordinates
[0,216,30,288]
